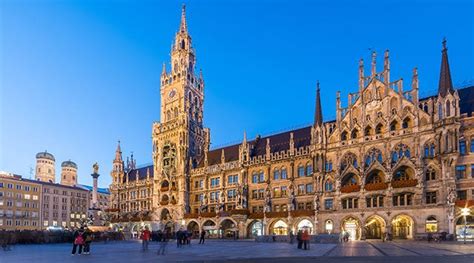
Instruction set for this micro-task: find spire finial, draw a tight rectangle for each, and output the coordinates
[161,62,166,75]
[438,38,454,97]
[371,51,377,77]
[314,81,323,127]
[180,4,187,33]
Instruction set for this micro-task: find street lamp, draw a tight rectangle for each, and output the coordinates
[461,207,471,244]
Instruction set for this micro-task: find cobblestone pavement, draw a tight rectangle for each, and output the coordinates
[1,240,473,263]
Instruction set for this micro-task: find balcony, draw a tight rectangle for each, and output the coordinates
[200,211,216,218]
[365,182,388,191]
[340,184,361,193]
[391,179,417,188]
[266,211,288,218]
[290,209,314,217]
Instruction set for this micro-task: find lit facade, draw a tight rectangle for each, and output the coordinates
[109,6,474,240]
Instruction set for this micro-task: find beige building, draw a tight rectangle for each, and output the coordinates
[60,160,78,187]
[0,172,42,230]
[109,6,474,240]
[39,180,89,229]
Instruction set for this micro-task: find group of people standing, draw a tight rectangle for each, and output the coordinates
[71,227,93,255]
[296,230,310,250]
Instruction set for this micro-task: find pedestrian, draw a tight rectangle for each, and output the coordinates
[141,226,151,251]
[272,232,276,242]
[302,229,310,250]
[83,227,93,255]
[297,230,303,249]
[176,229,183,248]
[289,231,294,244]
[199,230,206,244]
[157,231,169,255]
[71,227,85,255]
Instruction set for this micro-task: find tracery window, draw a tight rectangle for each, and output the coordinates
[340,152,358,171]
[364,148,383,168]
[391,144,411,164]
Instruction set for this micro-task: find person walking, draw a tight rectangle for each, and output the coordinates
[302,229,310,250]
[199,230,206,244]
[71,227,85,255]
[296,230,303,249]
[141,227,151,251]
[83,227,93,255]
[289,231,295,244]
[157,231,169,255]
[272,232,276,242]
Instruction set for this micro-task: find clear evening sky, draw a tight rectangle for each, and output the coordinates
[1,0,473,188]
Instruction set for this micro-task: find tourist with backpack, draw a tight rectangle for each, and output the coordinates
[71,227,85,255]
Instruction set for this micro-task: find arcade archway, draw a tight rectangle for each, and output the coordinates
[297,219,314,234]
[341,217,361,240]
[247,220,263,238]
[271,220,288,235]
[391,215,414,239]
[187,221,200,238]
[364,215,385,239]
[220,219,238,239]
[202,220,218,238]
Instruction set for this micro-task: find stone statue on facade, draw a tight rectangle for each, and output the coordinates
[264,188,272,213]
[447,187,457,206]
[289,187,296,211]
[242,184,248,208]
[313,193,320,212]
[235,184,243,209]
[219,191,226,212]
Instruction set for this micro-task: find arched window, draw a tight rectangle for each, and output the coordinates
[298,165,305,177]
[324,180,334,192]
[402,117,411,129]
[273,169,280,180]
[281,168,287,179]
[423,104,429,113]
[391,144,411,164]
[340,152,358,171]
[341,131,348,141]
[364,148,383,168]
[166,110,171,121]
[325,220,334,234]
[446,101,451,117]
[181,40,185,49]
[426,216,438,233]
[341,173,358,187]
[364,126,372,136]
[174,108,179,118]
[366,170,383,184]
[425,168,436,181]
[375,123,383,134]
[351,129,359,139]
[306,164,313,176]
[390,120,398,131]
[393,166,413,181]
[438,103,443,119]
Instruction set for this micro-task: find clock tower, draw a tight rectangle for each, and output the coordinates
[152,5,207,230]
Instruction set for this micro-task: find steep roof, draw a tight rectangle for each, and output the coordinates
[123,164,154,183]
[199,126,312,167]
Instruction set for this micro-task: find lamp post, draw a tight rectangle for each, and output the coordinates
[461,207,471,244]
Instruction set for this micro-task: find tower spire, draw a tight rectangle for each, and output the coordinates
[114,140,122,162]
[179,4,187,33]
[438,38,454,97]
[314,81,323,127]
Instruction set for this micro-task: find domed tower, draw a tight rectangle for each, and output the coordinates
[35,151,56,183]
[60,160,78,186]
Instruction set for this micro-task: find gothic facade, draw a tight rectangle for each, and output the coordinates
[108,6,474,240]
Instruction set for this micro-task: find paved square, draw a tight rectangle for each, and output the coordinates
[1,240,474,262]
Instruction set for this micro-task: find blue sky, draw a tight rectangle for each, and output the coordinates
[1,0,473,188]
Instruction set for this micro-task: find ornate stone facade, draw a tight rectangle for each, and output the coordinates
[109,6,474,240]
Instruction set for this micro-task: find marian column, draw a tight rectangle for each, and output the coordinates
[91,162,100,208]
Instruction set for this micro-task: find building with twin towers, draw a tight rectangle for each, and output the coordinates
[108,5,474,240]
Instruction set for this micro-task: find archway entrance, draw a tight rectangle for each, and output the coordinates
[202,220,218,238]
[364,216,385,239]
[297,219,314,234]
[220,219,238,239]
[341,217,361,240]
[456,216,474,241]
[391,215,414,239]
[247,220,263,238]
[271,220,288,235]
[187,221,200,238]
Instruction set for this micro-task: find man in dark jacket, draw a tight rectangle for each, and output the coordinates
[199,230,206,244]
[296,230,303,249]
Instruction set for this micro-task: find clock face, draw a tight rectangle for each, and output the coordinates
[168,89,176,99]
